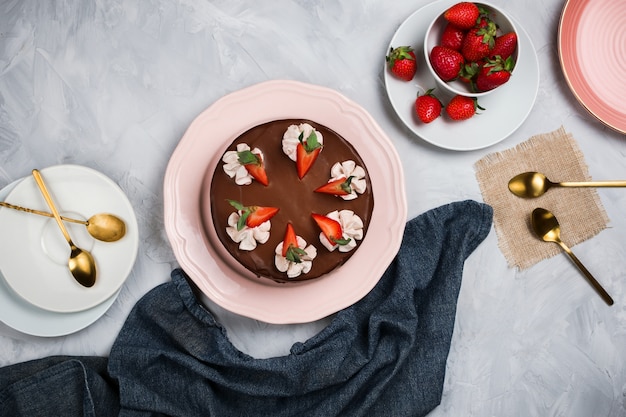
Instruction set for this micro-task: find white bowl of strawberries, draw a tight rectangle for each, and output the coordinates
[424,1,519,97]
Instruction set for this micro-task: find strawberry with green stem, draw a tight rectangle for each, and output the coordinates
[315,176,354,196]
[461,19,497,62]
[311,213,351,247]
[443,2,480,30]
[440,23,466,51]
[429,45,465,81]
[296,130,322,179]
[237,149,269,186]
[458,61,480,84]
[281,223,307,263]
[475,55,515,91]
[446,95,485,121]
[490,32,517,60]
[228,200,279,230]
[415,89,443,123]
[386,46,417,81]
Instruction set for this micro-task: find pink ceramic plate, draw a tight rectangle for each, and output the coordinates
[559,0,626,133]
[164,80,407,324]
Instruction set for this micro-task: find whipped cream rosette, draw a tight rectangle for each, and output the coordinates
[222,143,264,186]
[274,236,317,279]
[225,212,272,251]
[319,210,363,253]
[282,123,324,161]
[328,160,367,201]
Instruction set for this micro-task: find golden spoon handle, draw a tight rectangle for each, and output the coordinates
[0,201,87,225]
[559,180,626,187]
[557,241,614,306]
[32,169,75,246]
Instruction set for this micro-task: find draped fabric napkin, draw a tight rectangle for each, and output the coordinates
[0,200,492,417]
[474,127,609,270]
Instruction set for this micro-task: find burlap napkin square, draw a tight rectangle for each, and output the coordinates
[474,126,609,269]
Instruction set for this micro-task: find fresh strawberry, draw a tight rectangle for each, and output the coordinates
[429,46,465,81]
[315,176,354,196]
[281,223,307,262]
[414,88,443,123]
[228,200,279,230]
[461,21,496,62]
[296,130,322,179]
[475,14,491,28]
[490,32,517,59]
[386,46,417,81]
[311,213,351,246]
[237,150,269,186]
[475,56,515,91]
[443,2,480,30]
[440,23,465,51]
[445,95,484,121]
[458,61,480,84]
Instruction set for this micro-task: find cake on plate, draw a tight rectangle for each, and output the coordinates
[206,119,374,283]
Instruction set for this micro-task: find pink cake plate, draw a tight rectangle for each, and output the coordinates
[164,80,407,324]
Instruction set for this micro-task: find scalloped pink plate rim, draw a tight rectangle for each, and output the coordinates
[559,0,626,133]
[163,80,407,324]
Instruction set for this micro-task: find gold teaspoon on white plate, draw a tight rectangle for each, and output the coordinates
[32,169,97,288]
[0,201,126,242]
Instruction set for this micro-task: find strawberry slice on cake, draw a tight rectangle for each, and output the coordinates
[274,223,317,279]
[281,123,324,179]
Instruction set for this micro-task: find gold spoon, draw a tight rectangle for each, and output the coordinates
[531,207,613,306]
[0,201,125,242]
[32,169,97,288]
[509,171,626,198]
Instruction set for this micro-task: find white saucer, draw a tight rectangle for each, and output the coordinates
[384,0,540,151]
[0,165,139,313]
[0,179,119,337]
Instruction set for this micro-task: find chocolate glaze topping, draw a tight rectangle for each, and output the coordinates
[206,119,374,283]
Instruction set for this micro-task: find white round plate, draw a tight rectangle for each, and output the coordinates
[164,80,407,324]
[384,0,540,151]
[0,165,138,313]
[0,179,119,337]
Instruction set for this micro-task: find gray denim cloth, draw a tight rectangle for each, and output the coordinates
[0,200,492,417]
[0,356,118,416]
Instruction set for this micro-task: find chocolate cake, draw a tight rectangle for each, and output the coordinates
[206,119,374,283]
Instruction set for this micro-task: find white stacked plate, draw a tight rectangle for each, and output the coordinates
[0,165,139,337]
[384,0,540,151]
